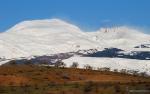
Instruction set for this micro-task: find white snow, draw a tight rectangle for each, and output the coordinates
[0,19,100,59]
[87,26,150,50]
[0,18,150,74]
[63,56,150,75]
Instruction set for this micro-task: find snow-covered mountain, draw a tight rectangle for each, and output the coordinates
[0,19,100,59]
[0,19,150,75]
[88,26,150,50]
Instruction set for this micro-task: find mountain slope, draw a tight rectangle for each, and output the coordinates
[0,19,100,59]
[87,26,150,50]
[63,56,150,75]
[0,19,150,59]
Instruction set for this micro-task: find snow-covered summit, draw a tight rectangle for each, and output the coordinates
[88,26,150,49]
[92,26,149,39]
[0,19,149,59]
[6,19,82,36]
[0,19,99,59]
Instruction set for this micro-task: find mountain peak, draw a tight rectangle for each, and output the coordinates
[6,19,81,33]
[98,26,133,33]
[97,26,147,37]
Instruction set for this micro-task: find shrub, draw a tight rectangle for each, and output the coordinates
[84,64,93,70]
[54,61,66,68]
[97,67,110,72]
[113,69,118,72]
[139,72,148,77]
[120,69,127,74]
[83,81,93,93]
[114,84,121,93]
[70,62,79,68]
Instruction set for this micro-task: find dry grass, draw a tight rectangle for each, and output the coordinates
[0,64,150,94]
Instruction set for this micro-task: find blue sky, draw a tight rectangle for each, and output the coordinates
[0,0,150,33]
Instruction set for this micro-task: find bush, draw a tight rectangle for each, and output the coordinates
[84,64,93,70]
[139,72,148,77]
[70,62,79,68]
[113,69,118,72]
[97,67,110,72]
[114,84,121,93]
[83,81,93,93]
[54,61,66,68]
[120,69,127,74]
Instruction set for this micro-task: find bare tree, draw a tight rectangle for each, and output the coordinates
[113,69,118,72]
[84,64,93,70]
[70,62,79,68]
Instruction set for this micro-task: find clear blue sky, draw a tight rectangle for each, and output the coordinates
[0,0,150,33]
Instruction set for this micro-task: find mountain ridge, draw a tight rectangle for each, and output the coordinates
[0,18,150,59]
[0,19,150,75]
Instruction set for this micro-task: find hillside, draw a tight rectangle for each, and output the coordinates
[0,19,99,59]
[0,65,150,94]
